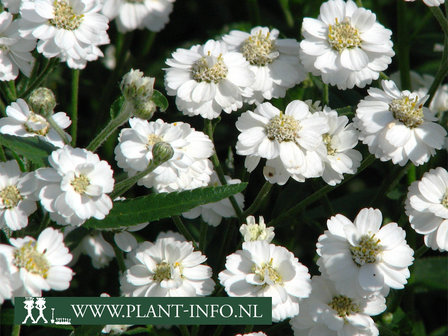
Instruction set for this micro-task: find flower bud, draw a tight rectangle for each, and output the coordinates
[28,87,56,117]
[120,69,155,101]
[152,141,174,164]
[132,100,157,120]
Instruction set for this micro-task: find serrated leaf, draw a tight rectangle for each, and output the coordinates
[110,96,125,119]
[84,183,247,229]
[152,90,168,112]
[409,256,448,291]
[0,134,55,167]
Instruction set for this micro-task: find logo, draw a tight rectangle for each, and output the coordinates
[20,297,71,325]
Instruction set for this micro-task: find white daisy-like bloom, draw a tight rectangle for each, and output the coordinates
[76,232,115,269]
[300,0,394,90]
[0,12,36,81]
[0,160,37,231]
[115,118,214,192]
[404,0,445,6]
[240,215,275,243]
[102,0,175,33]
[120,237,215,297]
[316,107,362,186]
[236,100,328,181]
[182,172,244,226]
[290,276,385,336]
[0,253,13,304]
[355,80,447,166]
[0,98,72,148]
[219,240,312,322]
[36,146,115,226]
[317,208,415,298]
[391,71,448,114]
[164,39,254,119]
[222,26,306,104]
[114,222,149,253]
[0,227,73,297]
[405,167,448,252]
[2,0,22,13]
[19,0,110,69]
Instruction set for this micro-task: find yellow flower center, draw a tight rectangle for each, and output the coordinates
[323,133,336,155]
[350,234,382,266]
[328,18,362,53]
[442,190,448,208]
[71,174,90,194]
[0,185,22,209]
[253,258,283,285]
[13,241,50,278]
[24,112,50,136]
[153,262,172,282]
[147,134,163,147]
[49,0,84,31]
[328,295,360,319]
[265,113,300,142]
[192,53,228,83]
[389,95,424,128]
[241,31,277,66]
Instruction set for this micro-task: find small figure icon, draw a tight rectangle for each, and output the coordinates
[34,298,48,323]
[22,297,36,324]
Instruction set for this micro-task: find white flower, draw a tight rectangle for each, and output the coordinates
[317,208,414,297]
[0,254,13,304]
[2,0,22,13]
[114,222,149,253]
[236,101,328,181]
[164,39,254,119]
[240,215,275,243]
[102,0,174,33]
[120,237,215,297]
[0,160,37,231]
[182,172,244,226]
[0,12,35,81]
[355,80,447,166]
[115,118,214,192]
[219,240,312,322]
[0,98,71,148]
[300,0,394,90]
[36,146,114,226]
[404,0,445,6]
[0,227,73,297]
[19,0,110,69]
[222,26,306,104]
[290,276,385,336]
[405,167,448,252]
[76,232,115,269]
[316,107,362,186]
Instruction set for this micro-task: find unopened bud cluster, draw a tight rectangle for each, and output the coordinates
[28,87,56,117]
[120,69,157,120]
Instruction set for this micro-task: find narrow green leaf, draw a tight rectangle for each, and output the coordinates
[409,256,448,291]
[152,90,168,112]
[84,183,247,229]
[109,96,125,119]
[0,134,54,166]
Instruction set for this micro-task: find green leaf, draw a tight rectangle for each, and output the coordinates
[152,90,168,112]
[109,96,125,119]
[409,256,448,291]
[0,134,55,167]
[84,183,247,229]
[335,106,353,116]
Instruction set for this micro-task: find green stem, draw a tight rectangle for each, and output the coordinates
[11,325,20,336]
[179,325,190,336]
[191,325,200,336]
[204,120,244,221]
[173,216,199,250]
[8,81,17,100]
[86,101,132,152]
[415,245,429,258]
[70,69,80,146]
[355,0,363,7]
[407,165,416,184]
[426,51,448,107]
[212,325,224,336]
[138,31,156,59]
[397,0,411,90]
[0,144,6,162]
[430,6,448,37]
[46,115,71,145]
[269,155,375,227]
[322,83,329,106]
[199,219,208,251]
[242,181,272,217]
[110,158,161,199]
[278,0,294,28]
[0,98,6,116]
[20,59,59,98]
[0,82,15,103]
